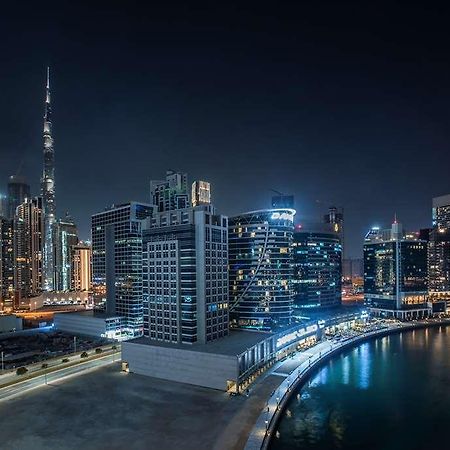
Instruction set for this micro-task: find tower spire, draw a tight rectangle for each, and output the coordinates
[45,67,51,106]
[42,67,56,291]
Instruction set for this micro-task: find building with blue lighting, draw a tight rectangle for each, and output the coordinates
[292,225,342,310]
[141,204,229,344]
[228,209,295,330]
[364,221,430,319]
[91,202,153,338]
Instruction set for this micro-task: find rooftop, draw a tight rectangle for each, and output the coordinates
[129,329,273,356]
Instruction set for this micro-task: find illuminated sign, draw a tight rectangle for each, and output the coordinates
[276,324,318,348]
[271,212,294,222]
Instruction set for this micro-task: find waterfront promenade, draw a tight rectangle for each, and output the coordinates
[244,318,450,450]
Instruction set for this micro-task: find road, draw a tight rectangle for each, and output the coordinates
[0,352,119,401]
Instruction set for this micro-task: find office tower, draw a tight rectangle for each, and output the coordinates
[0,194,8,218]
[7,175,31,220]
[428,194,450,301]
[292,224,342,309]
[271,194,294,209]
[54,216,78,291]
[71,241,92,291]
[324,206,344,256]
[228,208,295,329]
[41,68,56,292]
[92,202,153,337]
[142,204,228,344]
[363,221,429,319]
[0,217,14,301]
[150,170,189,212]
[191,180,211,207]
[13,197,43,299]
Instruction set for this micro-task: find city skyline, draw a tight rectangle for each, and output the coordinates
[1,2,450,260]
[1,4,450,450]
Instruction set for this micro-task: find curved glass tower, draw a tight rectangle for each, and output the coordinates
[228,209,295,330]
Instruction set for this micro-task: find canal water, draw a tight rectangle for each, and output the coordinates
[270,325,450,450]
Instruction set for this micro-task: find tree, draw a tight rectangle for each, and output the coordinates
[16,367,28,376]
[62,358,69,363]
[80,352,88,359]
[41,363,48,369]
[95,348,103,354]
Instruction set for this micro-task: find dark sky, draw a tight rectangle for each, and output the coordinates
[1,1,450,258]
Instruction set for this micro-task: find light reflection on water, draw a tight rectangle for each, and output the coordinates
[271,326,450,450]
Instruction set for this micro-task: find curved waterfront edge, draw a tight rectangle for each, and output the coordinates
[244,318,450,450]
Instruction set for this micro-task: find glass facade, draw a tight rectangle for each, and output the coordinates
[292,230,342,309]
[92,202,153,338]
[429,195,450,297]
[54,218,78,291]
[0,218,15,300]
[14,197,43,298]
[364,236,428,311]
[228,209,295,330]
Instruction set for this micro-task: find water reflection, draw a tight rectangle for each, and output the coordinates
[271,326,450,450]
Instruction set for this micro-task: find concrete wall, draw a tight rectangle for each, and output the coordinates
[0,315,23,333]
[123,341,238,391]
[54,313,106,337]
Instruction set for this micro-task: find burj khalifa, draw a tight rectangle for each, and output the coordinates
[42,67,56,291]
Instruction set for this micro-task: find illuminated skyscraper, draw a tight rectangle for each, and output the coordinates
[363,221,429,319]
[191,180,211,207]
[71,241,92,292]
[14,197,43,298]
[428,194,450,302]
[54,216,78,291]
[293,224,342,309]
[228,209,295,329]
[324,206,344,257]
[92,202,153,337]
[0,217,14,301]
[142,203,228,344]
[41,67,56,291]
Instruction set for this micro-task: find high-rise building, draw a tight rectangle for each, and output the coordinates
[292,225,342,309]
[428,194,450,301]
[228,208,295,329]
[71,241,92,292]
[191,180,211,207]
[0,193,8,218]
[41,67,56,292]
[363,221,429,319]
[142,204,228,344]
[92,202,153,337]
[324,206,344,256]
[13,197,43,299]
[7,175,31,220]
[54,216,78,291]
[0,217,14,302]
[150,170,189,212]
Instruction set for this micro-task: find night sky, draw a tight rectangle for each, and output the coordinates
[1,1,450,258]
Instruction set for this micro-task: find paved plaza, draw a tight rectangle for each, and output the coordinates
[0,362,281,450]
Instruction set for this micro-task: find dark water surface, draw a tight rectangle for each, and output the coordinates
[271,326,450,450]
